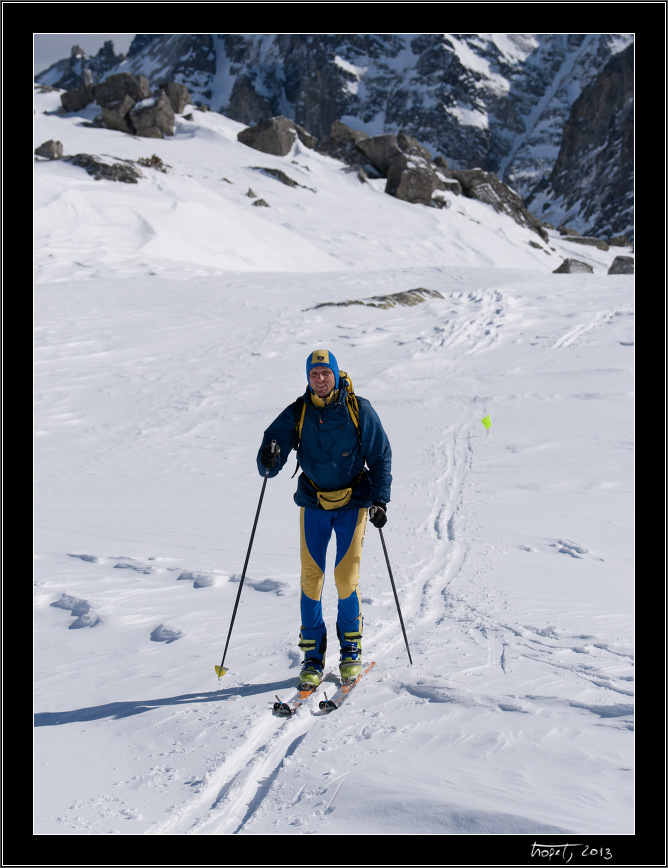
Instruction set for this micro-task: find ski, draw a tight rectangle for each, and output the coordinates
[318,661,376,711]
[272,669,334,716]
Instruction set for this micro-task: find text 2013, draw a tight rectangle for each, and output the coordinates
[530,842,613,862]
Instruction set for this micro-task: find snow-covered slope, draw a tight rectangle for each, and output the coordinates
[32,85,634,846]
[35,32,635,239]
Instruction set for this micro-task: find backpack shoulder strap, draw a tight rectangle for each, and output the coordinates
[293,396,306,447]
[293,379,361,448]
[339,371,361,444]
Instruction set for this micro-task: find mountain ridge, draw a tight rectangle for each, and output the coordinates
[34,33,634,241]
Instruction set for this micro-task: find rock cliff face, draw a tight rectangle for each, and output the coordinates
[36,33,635,240]
[526,44,634,241]
[37,41,125,91]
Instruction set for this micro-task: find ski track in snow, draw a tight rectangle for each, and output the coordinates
[82,286,626,835]
[37,278,633,836]
[146,703,316,835]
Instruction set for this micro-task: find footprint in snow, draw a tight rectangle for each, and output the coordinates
[113,559,154,574]
[51,593,101,628]
[229,574,289,595]
[68,553,103,563]
[551,539,588,558]
[249,577,289,595]
[150,624,183,643]
[176,570,215,588]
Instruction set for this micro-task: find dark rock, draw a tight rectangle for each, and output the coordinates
[237,116,316,156]
[252,166,314,191]
[356,133,403,176]
[316,120,373,172]
[130,89,175,138]
[60,86,95,113]
[94,72,151,107]
[61,73,186,138]
[64,154,142,183]
[35,140,63,159]
[162,81,192,113]
[137,154,171,172]
[607,256,634,274]
[99,93,137,134]
[310,287,444,309]
[553,258,594,273]
[385,152,449,206]
[93,73,152,134]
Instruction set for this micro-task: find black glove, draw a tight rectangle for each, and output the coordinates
[260,442,280,469]
[369,502,387,528]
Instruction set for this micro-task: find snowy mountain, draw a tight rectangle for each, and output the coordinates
[34,32,635,241]
[32,81,635,850]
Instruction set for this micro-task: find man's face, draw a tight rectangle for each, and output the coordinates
[309,366,336,398]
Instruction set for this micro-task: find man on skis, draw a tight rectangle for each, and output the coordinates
[257,349,392,689]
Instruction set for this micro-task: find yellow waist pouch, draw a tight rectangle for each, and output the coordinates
[316,488,353,510]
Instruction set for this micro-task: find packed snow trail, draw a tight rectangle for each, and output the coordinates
[146,696,318,835]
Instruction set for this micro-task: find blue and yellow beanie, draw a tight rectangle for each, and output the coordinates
[306,349,340,390]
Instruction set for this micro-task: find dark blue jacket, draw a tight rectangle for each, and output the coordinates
[257,380,392,510]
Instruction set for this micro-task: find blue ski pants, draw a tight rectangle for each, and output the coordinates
[298,506,368,664]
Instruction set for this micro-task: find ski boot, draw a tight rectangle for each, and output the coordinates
[339,639,362,682]
[299,657,324,690]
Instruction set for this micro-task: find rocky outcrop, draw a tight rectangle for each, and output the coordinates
[130,90,175,139]
[64,154,142,183]
[92,73,151,133]
[34,140,63,159]
[251,167,315,192]
[316,120,373,174]
[552,258,594,274]
[309,287,444,310]
[238,116,548,238]
[237,116,317,156]
[36,41,124,92]
[35,143,145,183]
[60,85,95,113]
[58,73,190,139]
[450,168,548,241]
[607,256,634,274]
[343,129,546,237]
[163,82,191,114]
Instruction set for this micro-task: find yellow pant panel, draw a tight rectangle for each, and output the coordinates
[333,508,368,599]
[299,507,325,601]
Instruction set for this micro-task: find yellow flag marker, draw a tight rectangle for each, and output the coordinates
[215,665,228,678]
[481,415,492,429]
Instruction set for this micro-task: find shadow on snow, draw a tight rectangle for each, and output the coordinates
[34,677,294,726]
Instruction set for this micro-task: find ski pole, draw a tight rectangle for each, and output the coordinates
[215,440,277,678]
[372,515,413,665]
